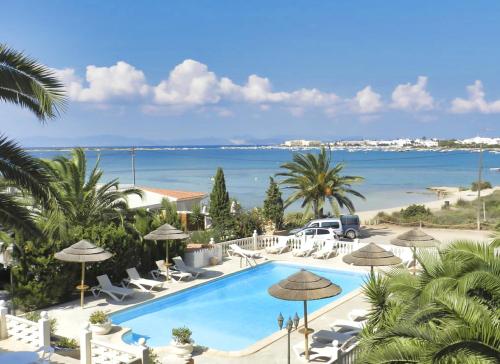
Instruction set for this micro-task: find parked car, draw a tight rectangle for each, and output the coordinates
[289,215,360,239]
[293,227,339,245]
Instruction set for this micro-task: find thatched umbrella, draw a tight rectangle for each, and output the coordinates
[144,223,189,280]
[55,240,112,308]
[268,269,341,361]
[391,228,440,274]
[343,242,402,273]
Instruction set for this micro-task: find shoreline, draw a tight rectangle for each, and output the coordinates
[356,186,499,223]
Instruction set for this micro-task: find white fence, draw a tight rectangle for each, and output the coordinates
[217,231,419,263]
[81,324,146,364]
[0,300,50,349]
[184,244,223,268]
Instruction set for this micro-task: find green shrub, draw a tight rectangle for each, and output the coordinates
[89,310,108,324]
[471,180,492,191]
[400,204,432,220]
[190,230,214,244]
[25,311,57,333]
[262,177,284,230]
[172,326,193,344]
[283,212,311,229]
[455,198,469,207]
[234,209,263,238]
[146,348,161,364]
[55,337,78,349]
[189,204,205,231]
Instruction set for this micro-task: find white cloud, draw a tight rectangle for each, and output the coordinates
[55,62,149,102]
[450,80,500,114]
[154,59,221,105]
[352,86,382,113]
[391,76,434,111]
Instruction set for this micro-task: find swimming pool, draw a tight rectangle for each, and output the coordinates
[111,262,364,351]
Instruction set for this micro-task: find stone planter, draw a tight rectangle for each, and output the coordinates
[170,340,194,359]
[89,320,112,335]
[209,256,218,266]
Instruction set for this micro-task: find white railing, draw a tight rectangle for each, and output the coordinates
[218,236,255,256]
[0,301,50,349]
[81,324,146,364]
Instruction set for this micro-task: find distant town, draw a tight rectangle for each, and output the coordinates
[281,136,500,151]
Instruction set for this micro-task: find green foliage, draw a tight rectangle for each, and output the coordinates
[39,148,142,240]
[89,310,108,324]
[276,147,365,218]
[25,311,57,333]
[471,180,492,191]
[358,240,500,363]
[54,337,78,349]
[262,177,284,230]
[189,204,204,231]
[157,198,181,228]
[145,348,161,364]
[190,230,214,244]
[209,168,234,240]
[233,209,263,238]
[400,204,433,220]
[283,212,312,229]
[172,326,193,344]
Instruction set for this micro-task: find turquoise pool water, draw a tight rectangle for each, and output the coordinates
[111,262,364,351]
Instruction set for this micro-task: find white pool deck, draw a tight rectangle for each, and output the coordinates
[0,226,492,363]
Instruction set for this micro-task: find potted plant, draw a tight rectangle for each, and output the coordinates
[89,311,112,335]
[170,326,194,358]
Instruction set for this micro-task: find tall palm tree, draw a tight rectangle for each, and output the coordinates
[276,147,365,218]
[41,148,143,239]
[358,240,500,363]
[0,44,66,235]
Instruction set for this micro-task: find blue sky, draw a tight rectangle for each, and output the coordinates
[2,1,500,146]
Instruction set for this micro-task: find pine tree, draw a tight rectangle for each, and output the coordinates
[209,168,233,239]
[263,177,284,230]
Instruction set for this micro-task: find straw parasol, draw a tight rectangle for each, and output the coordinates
[268,269,341,361]
[55,240,112,307]
[391,228,440,274]
[144,223,189,280]
[343,242,402,273]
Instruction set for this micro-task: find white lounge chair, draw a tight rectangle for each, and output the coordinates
[348,308,370,322]
[292,240,316,257]
[229,244,262,266]
[312,328,360,344]
[36,345,54,363]
[172,256,207,278]
[151,260,193,282]
[312,239,338,259]
[91,275,135,302]
[124,267,164,292]
[330,318,366,332]
[265,237,289,254]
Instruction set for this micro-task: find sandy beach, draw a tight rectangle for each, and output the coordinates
[357,186,499,224]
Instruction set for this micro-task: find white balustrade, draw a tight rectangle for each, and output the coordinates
[80,324,146,364]
[0,301,51,349]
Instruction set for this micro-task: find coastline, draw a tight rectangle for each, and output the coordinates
[357,186,499,223]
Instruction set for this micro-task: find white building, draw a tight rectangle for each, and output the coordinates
[283,140,322,147]
[460,137,500,145]
[123,186,207,212]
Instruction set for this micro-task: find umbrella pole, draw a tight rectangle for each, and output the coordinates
[304,300,309,361]
[370,265,374,274]
[166,241,170,281]
[80,262,85,308]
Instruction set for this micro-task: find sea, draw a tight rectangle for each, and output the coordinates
[28,147,500,212]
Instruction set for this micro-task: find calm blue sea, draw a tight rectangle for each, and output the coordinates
[28,147,500,212]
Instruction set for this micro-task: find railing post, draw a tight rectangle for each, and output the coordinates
[80,324,92,364]
[0,300,8,339]
[252,230,258,250]
[38,311,51,348]
[137,338,148,363]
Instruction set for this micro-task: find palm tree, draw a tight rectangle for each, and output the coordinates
[41,148,143,238]
[358,240,500,363]
[276,147,365,218]
[0,44,66,235]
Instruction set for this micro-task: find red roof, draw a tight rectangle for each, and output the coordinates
[141,187,207,201]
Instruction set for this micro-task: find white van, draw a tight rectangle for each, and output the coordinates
[290,216,360,239]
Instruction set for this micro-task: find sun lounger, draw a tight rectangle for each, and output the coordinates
[292,240,316,257]
[124,267,164,292]
[293,336,358,363]
[312,328,360,344]
[229,244,262,258]
[312,239,338,259]
[330,318,366,332]
[348,308,370,322]
[91,275,135,302]
[151,260,193,282]
[265,237,289,254]
[172,256,207,278]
